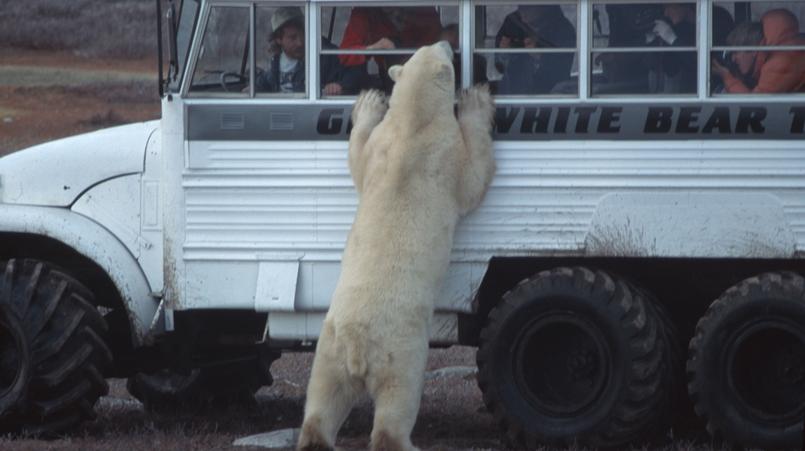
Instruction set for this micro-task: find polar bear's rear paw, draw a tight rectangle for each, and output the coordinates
[352,89,388,126]
[458,84,494,122]
[297,420,335,451]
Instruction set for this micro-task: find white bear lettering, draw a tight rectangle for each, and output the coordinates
[297,41,496,451]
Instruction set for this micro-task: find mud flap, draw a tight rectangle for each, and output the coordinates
[254,261,300,312]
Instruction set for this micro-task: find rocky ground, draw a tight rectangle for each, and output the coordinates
[0,348,724,451]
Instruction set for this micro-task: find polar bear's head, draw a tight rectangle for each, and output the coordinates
[387,41,455,112]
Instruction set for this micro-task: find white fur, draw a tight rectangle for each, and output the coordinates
[297,41,496,451]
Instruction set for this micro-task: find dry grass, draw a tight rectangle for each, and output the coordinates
[0,0,156,58]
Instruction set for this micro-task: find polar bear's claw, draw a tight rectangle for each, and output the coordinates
[458,84,494,123]
[353,89,388,126]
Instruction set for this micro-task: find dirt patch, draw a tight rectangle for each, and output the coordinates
[0,48,155,73]
[0,48,160,156]
[0,85,160,156]
[0,66,153,88]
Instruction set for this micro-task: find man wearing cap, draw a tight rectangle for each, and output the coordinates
[256,7,362,95]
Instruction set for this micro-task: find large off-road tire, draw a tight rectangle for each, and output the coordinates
[128,355,276,413]
[477,267,670,448]
[635,285,693,435]
[0,259,112,435]
[687,271,805,449]
[0,302,30,415]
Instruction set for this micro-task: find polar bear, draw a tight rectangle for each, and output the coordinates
[297,41,496,451]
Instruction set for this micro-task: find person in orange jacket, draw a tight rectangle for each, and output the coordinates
[337,7,442,90]
[712,8,805,93]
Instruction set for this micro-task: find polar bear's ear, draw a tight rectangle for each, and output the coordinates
[388,65,403,82]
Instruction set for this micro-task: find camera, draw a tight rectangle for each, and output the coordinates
[712,50,738,73]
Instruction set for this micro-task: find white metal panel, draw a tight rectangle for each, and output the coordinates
[183,258,483,313]
[140,128,165,293]
[162,97,189,310]
[586,192,797,257]
[267,311,460,343]
[182,139,805,262]
[184,261,258,309]
[0,122,155,207]
[72,175,144,260]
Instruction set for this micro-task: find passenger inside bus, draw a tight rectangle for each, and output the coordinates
[441,23,487,85]
[592,4,656,95]
[337,7,442,91]
[256,7,363,96]
[712,8,805,93]
[713,5,736,46]
[494,5,576,95]
[645,3,697,94]
[709,5,736,93]
[256,7,305,93]
[711,21,763,93]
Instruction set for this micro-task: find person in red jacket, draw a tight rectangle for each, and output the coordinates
[712,8,805,93]
[338,7,442,77]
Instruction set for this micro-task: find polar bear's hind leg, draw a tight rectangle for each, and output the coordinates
[368,342,427,451]
[297,325,360,450]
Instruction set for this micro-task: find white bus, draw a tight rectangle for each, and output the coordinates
[0,0,803,448]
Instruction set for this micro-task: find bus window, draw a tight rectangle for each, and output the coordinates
[475,4,578,96]
[318,5,460,96]
[254,5,308,97]
[711,1,805,94]
[591,2,697,96]
[189,6,251,95]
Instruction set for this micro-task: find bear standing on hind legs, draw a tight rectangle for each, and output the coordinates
[297,41,496,451]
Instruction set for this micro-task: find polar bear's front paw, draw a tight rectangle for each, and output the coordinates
[459,84,495,122]
[352,89,388,126]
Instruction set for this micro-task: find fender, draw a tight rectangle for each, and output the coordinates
[585,192,798,258]
[0,121,157,207]
[0,204,159,346]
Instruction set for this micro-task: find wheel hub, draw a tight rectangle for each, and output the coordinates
[568,349,598,381]
[514,313,610,416]
[729,321,805,421]
[779,347,804,385]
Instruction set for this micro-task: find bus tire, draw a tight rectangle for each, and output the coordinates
[687,271,805,449]
[476,267,668,448]
[128,356,276,413]
[636,285,695,436]
[0,259,112,436]
[0,301,30,415]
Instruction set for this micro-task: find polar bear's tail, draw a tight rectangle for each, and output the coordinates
[340,325,369,379]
